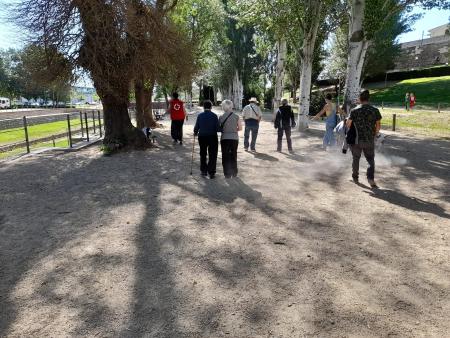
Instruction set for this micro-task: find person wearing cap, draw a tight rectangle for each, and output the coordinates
[242,97,262,152]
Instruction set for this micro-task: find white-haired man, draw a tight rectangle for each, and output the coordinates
[242,97,262,152]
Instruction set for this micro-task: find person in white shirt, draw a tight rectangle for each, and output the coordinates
[242,97,262,152]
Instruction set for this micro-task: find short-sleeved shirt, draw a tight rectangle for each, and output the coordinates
[242,103,262,121]
[219,112,240,140]
[349,104,382,144]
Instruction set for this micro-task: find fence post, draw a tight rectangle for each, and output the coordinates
[92,111,96,134]
[382,102,384,110]
[84,112,89,142]
[98,110,103,137]
[67,114,73,148]
[80,111,85,138]
[392,114,396,131]
[52,135,56,147]
[23,116,30,153]
[438,103,441,113]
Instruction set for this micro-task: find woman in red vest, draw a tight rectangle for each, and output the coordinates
[409,92,416,111]
[169,92,187,145]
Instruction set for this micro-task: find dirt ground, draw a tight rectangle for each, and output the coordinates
[1,111,449,337]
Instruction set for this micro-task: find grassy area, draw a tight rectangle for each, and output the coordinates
[0,118,88,145]
[380,108,450,138]
[369,76,450,106]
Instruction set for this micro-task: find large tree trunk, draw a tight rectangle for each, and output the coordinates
[344,0,369,113]
[297,2,322,131]
[101,93,147,149]
[135,78,156,129]
[273,38,287,119]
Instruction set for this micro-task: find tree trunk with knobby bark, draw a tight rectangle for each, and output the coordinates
[273,38,287,119]
[344,0,370,113]
[135,78,156,129]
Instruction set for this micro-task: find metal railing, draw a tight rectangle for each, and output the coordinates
[0,110,103,161]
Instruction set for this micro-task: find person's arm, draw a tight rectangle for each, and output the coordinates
[215,115,220,133]
[237,116,243,131]
[312,104,327,120]
[290,107,296,126]
[375,120,381,135]
[194,116,199,135]
[346,118,353,129]
[274,110,281,128]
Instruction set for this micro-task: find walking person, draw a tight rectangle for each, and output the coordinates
[169,92,187,145]
[274,98,296,152]
[405,92,410,111]
[242,97,262,152]
[346,89,382,188]
[409,92,416,111]
[194,100,219,179]
[219,100,242,178]
[312,93,338,150]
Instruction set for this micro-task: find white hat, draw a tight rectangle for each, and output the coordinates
[249,97,259,103]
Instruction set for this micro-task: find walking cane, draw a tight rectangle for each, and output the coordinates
[190,134,196,175]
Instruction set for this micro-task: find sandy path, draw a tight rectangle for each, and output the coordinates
[1,112,449,337]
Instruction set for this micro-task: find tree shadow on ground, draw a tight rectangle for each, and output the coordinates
[365,188,450,219]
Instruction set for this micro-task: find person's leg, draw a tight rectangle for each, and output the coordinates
[350,144,362,181]
[362,143,375,181]
[221,140,230,177]
[171,120,177,141]
[231,140,238,176]
[208,136,218,177]
[250,124,259,151]
[277,127,283,151]
[285,127,292,151]
[179,120,184,144]
[244,122,250,150]
[328,125,336,147]
[198,136,208,175]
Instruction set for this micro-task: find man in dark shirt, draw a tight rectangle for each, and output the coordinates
[274,99,296,152]
[346,90,382,188]
[194,100,219,179]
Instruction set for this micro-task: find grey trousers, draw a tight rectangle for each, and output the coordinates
[277,127,292,151]
[350,143,375,180]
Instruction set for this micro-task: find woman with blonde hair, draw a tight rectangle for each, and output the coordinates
[219,99,242,178]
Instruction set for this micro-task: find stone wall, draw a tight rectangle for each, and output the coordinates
[394,35,450,71]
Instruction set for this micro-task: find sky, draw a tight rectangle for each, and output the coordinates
[0,4,449,50]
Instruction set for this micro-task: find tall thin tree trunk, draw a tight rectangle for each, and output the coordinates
[344,0,369,113]
[232,69,243,110]
[273,38,287,119]
[297,2,322,131]
[135,78,156,129]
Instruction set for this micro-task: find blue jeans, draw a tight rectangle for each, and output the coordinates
[323,116,336,147]
[244,120,259,150]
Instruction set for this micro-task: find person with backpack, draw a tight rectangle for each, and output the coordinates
[194,100,219,179]
[274,98,296,152]
[242,97,262,152]
[346,89,382,188]
[169,92,187,145]
[312,93,338,150]
[219,99,242,178]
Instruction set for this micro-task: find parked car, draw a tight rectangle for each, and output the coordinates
[0,97,11,109]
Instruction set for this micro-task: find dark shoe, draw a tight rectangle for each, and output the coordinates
[173,140,178,144]
[288,149,294,153]
[244,148,249,151]
[225,175,232,179]
[201,172,207,177]
[179,141,183,146]
[352,176,359,184]
[368,179,379,189]
[277,149,282,152]
[251,149,256,152]
[209,174,215,179]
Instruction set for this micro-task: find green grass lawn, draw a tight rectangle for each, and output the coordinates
[380,108,450,138]
[369,76,450,107]
[0,138,70,160]
[0,118,91,145]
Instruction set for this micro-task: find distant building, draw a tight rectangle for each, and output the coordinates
[429,24,450,38]
[394,24,450,71]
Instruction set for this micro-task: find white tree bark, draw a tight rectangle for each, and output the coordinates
[273,38,287,119]
[297,2,322,131]
[231,69,243,110]
[344,0,370,113]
